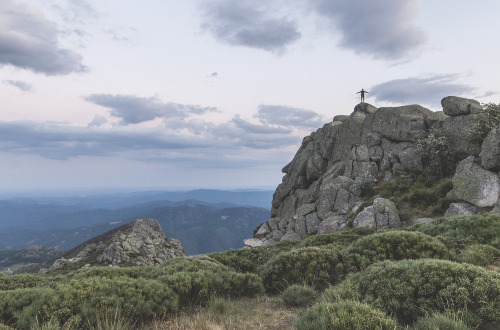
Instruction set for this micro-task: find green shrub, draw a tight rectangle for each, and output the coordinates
[323,259,500,327]
[0,273,48,291]
[161,269,262,305]
[209,297,228,315]
[467,102,500,144]
[379,178,413,199]
[294,301,399,330]
[418,214,500,247]
[416,128,454,180]
[0,276,179,329]
[208,240,298,273]
[281,285,318,307]
[260,247,356,293]
[298,227,375,249]
[346,231,452,268]
[411,313,471,330]
[405,188,439,206]
[460,244,500,266]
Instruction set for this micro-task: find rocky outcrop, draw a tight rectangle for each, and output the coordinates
[441,96,483,116]
[352,198,402,230]
[480,126,500,171]
[444,202,479,217]
[451,156,500,208]
[248,96,500,246]
[41,219,184,273]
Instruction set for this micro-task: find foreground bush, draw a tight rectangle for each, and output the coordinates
[295,301,398,330]
[0,258,263,329]
[281,285,318,307]
[346,230,452,268]
[0,276,178,329]
[208,240,298,273]
[411,313,470,330]
[323,259,500,327]
[260,247,356,293]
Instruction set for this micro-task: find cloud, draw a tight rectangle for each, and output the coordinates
[88,115,107,127]
[370,74,475,106]
[311,0,426,60]
[255,105,325,130]
[85,94,218,125]
[0,111,300,162]
[0,0,87,75]
[200,0,301,53]
[3,79,33,92]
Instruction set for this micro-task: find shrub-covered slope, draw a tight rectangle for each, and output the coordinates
[1,213,498,329]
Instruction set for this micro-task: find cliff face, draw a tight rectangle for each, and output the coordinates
[247,96,500,246]
[41,219,185,273]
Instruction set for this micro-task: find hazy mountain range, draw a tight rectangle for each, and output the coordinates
[0,189,273,255]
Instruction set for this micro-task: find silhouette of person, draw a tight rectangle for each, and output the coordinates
[357,89,369,103]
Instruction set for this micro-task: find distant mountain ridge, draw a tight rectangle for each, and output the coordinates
[0,190,272,255]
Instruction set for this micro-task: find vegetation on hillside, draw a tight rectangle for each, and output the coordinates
[0,213,499,329]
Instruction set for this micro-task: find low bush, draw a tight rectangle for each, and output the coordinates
[460,244,500,267]
[281,284,318,307]
[0,258,263,329]
[411,313,471,330]
[208,240,298,273]
[416,128,455,180]
[0,273,49,291]
[297,227,375,249]
[418,214,500,247]
[0,276,179,329]
[346,230,452,268]
[161,269,263,306]
[323,259,500,327]
[209,297,228,315]
[294,301,398,330]
[260,247,356,293]
[379,178,413,199]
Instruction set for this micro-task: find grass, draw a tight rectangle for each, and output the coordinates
[375,176,454,221]
[148,296,301,330]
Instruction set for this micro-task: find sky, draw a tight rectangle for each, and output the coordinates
[0,0,499,194]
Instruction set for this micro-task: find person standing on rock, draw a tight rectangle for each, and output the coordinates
[357,89,368,103]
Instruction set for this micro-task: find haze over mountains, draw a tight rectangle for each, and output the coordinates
[0,189,273,255]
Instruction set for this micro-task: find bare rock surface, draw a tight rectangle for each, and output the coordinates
[247,96,500,246]
[42,219,184,273]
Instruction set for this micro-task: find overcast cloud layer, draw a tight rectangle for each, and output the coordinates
[0,98,307,161]
[0,0,86,75]
[0,1,498,191]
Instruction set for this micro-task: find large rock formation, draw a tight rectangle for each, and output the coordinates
[41,219,185,273]
[247,96,500,246]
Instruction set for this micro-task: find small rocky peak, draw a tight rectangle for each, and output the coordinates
[40,219,185,273]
